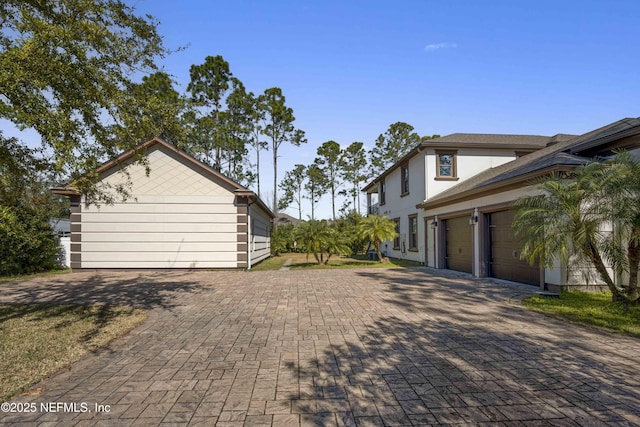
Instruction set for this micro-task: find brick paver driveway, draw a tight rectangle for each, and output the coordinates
[1,268,639,426]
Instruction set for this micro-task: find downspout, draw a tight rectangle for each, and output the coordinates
[472,208,480,278]
[433,215,439,269]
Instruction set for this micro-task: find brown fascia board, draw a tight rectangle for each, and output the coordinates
[98,137,246,192]
[235,190,275,219]
[416,165,576,211]
[422,142,546,150]
[569,121,640,156]
[362,145,424,192]
[53,137,247,194]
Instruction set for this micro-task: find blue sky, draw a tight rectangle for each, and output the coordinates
[6,0,640,219]
[137,0,639,219]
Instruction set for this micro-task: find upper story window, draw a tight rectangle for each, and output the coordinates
[435,150,459,180]
[401,164,409,196]
[380,179,386,205]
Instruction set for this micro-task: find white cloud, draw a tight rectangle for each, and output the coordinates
[424,42,457,52]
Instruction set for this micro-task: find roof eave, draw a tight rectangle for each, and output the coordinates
[417,165,577,211]
[235,190,275,219]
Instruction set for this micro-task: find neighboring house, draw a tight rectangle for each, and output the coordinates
[277,212,304,227]
[50,219,71,268]
[417,117,640,290]
[363,133,574,263]
[52,138,274,270]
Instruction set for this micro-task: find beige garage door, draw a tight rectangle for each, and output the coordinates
[489,210,539,286]
[445,216,473,274]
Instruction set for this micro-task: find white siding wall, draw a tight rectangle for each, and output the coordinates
[377,153,426,263]
[80,146,239,269]
[250,205,271,267]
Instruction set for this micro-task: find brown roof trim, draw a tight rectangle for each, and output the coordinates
[235,190,275,219]
[96,137,246,192]
[417,165,575,210]
[422,142,546,150]
[52,138,272,216]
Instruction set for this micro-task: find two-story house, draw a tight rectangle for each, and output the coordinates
[418,118,640,291]
[364,133,575,264]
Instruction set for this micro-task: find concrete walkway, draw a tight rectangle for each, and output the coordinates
[279,259,293,271]
[1,268,639,426]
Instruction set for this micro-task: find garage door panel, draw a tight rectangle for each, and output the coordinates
[489,210,539,286]
[445,216,473,274]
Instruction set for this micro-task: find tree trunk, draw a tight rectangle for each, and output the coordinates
[331,184,336,221]
[586,240,621,301]
[374,241,385,263]
[627,236,640,302]
[256,145,261,198]
[352,185,357,214]
[272,146,278,228]
[310,190,315,220]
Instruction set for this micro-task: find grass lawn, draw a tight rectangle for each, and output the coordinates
[522,291,640,338]
[0,304,147,401]
[250,252,423,271]
[0,269,71,283]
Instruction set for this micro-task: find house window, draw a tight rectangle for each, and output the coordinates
[380,179,386,205]
[401,164,409,196]
[436,150,458,180]
[393,218,400,250]
[409,215,418,250]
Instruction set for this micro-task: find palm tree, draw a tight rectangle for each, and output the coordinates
[323,228,352,264]
[294,220,330,264]
[357,214,398,263]
[513,151,640,302]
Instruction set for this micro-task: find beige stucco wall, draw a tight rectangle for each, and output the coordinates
[80,145,239,268]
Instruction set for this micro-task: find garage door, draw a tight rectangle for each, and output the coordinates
[445,216,473,273]
[489,210,539,286]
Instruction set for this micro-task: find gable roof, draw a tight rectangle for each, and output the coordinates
[53,137,274,218]
[418,117,640,210]
[363,132,567,192]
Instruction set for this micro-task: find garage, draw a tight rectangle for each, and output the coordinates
[445,216,473,273]
[488,210,540,285]
[54,138,273,270]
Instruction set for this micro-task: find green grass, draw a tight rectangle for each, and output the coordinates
[522,291,640,338]
[0,269,71,283]
[250,252,424,271]
[0,304,147,401]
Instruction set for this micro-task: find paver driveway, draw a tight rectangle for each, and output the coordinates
[1,268,639,426]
